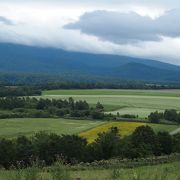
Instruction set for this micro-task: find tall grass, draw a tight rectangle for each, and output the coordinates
[0,161,179,180]
[50,160,70,180]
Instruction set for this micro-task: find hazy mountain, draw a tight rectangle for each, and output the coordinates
[0,43,180,82]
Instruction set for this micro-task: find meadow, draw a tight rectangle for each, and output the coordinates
[42,89,180,118]
[0,161,179,180]
[69,161,180,180]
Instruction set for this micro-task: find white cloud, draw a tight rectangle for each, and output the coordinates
[0,16,13,25]
[0,0,180,65]
[65,10,180,44]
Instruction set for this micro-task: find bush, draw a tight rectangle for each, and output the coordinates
[173,133,180,153]
[130,126,158,157]
[121,114,137,119]
[148,111,163,123]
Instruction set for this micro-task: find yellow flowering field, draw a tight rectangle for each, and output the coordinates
[80,121,145,143]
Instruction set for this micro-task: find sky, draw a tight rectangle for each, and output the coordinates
[0,0,180,65]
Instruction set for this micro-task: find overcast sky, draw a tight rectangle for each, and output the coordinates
[0,0,180,65]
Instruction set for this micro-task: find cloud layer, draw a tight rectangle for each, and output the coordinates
[0,0,180,65]
[65,10,180,44]
[0,16,13,25]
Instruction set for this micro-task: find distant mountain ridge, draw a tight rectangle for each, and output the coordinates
[0,43,180,82]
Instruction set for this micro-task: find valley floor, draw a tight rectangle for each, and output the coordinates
[42,89,180,118]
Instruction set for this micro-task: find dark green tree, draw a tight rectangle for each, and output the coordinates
[96,102,104,111]
[91,127,121,160]
[164,109,178,122]
[148,111,163,123]
[157,132,173,155]
[131,126,157,157]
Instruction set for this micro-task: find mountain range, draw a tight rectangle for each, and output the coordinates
[1,43,180,82]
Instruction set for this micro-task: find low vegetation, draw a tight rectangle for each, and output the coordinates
[0,159,179,180]
[0,126,179,169]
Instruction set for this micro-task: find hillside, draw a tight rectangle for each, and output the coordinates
[1,43,180,82]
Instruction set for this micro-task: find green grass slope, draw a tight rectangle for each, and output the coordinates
[0,118,104,138]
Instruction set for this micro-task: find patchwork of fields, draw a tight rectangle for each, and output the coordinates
[0,118,178,141]
[43,89,180,118]
[0,89,179,140]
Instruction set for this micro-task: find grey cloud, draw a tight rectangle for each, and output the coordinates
[0,16,13,25]
[64,10,180,44]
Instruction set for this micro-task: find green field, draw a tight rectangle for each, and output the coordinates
[42,89,180,118]
[43,89,180,97]
[0,118,104,138]
[0,89,179,139]
[0,118,178,139]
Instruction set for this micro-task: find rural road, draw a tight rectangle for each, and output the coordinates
[170,127,180,135]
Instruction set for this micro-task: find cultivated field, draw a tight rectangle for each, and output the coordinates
[0,89,179,139]
[0,118,178,141]
[80,121,179,143]
[0,118,104,138]
[42,89,180,118]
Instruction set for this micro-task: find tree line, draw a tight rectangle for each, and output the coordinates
[0,97,104,119]
[148,109,180,124]
[38,82,164,90]
[0,86,41,97]
[0,126,179,169]
[1,80,180,94]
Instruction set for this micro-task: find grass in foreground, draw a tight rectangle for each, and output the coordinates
[70,161,180,180]
[0,161,179,180]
